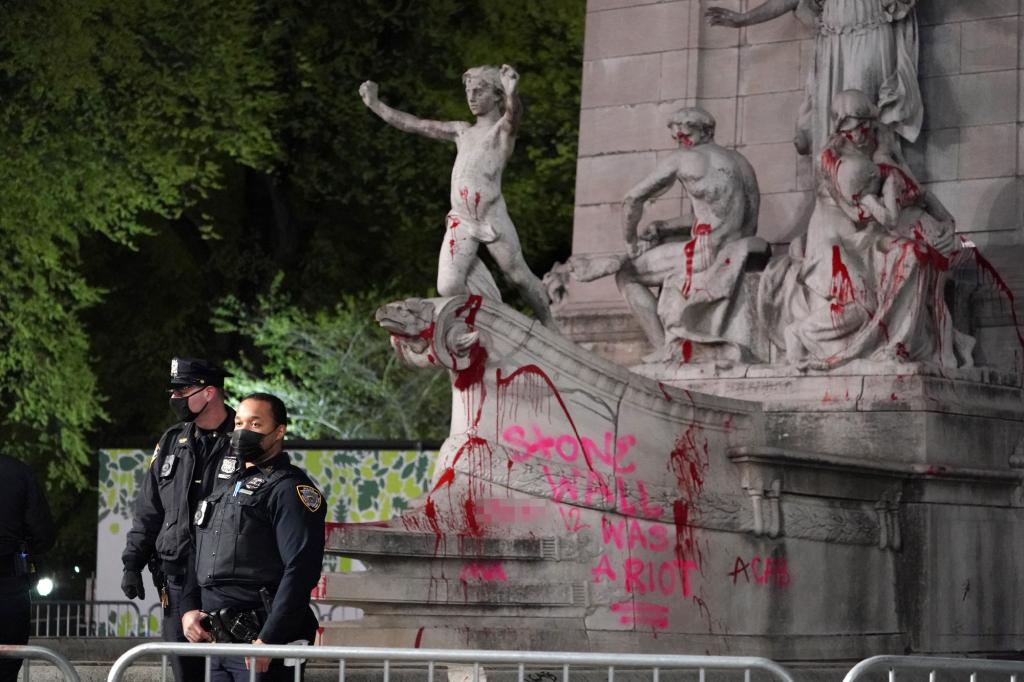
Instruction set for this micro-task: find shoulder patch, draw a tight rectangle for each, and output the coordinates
[296,485,323,512]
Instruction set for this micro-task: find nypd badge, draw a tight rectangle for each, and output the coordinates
[239,476,265,495]
[159,454,177,478]
[296,485,322,512]
[218,457,239,479]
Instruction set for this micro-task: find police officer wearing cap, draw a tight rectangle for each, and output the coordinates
[181,392,326,682]
[121,357,236,682]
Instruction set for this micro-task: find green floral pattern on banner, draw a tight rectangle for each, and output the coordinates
[98,447,437,525]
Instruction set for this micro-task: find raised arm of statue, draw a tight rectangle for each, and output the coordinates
[622,157,681,257]
[499,64,522,133]
[359,81,464,142]
[705,0,800,28]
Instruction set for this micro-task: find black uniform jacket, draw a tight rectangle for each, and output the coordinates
[184,451,326,644]
[122,410,235,574]
[0,455,55,557]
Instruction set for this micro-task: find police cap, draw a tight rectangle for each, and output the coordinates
[169,357,231,388]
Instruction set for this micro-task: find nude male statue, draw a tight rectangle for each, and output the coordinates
[359,65,556,329]
[563,108,764,357]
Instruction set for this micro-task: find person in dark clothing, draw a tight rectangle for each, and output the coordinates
[121,357,235,682]
[0,455,55,682]
[181,392,326,682]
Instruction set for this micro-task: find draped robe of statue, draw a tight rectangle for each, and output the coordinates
[758,133,972,369]
[798,0,922,155]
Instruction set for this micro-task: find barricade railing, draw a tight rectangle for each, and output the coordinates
[0,644,81,682]
[843,655,1024,682]
[32,600,142,637]
[108,642,799,682]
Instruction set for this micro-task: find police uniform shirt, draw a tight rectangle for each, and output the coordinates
[189,452,326,644]
[121,409,235,575]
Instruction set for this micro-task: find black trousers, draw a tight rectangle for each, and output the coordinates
[0,576,30,682]
[164,575,205,682]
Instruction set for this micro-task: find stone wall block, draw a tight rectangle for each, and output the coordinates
[699,47,739,99]
[584,2,692,60]
[927,177,1020,232]
[920,23,961,77]
[917,0,1019,26]
[739,41,802,95]
[659,50,692,101]
[745,10,813,44]
[740,142,797,194]
[739,90,803,145]
[903,128,960,183]
[959,124,1017,179]
[699,0,742,48]
[581,55,663,109]
[587,0,662,12]
[756,191,814,243]
[576,152,660,206]
[961,17,1019,74]
[571,198,681,255]
[922,71,1017,130]
[579,104,662,156]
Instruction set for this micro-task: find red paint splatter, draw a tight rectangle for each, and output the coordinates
[474,191,481,219]
[431,467,456,493]
[453,344,488,391]
[459,186,470,211]
[657,382,673,402]
[830,245,856,328]
[455,294,483,327]
[463,498,483,537]
[680,340,693,364]
[496,364,598,476]
[724,258,731,265]
[414,627,424,648]
[969,248,1024,350]
[674,131,693,147]
[418,322,435,344]
[681,223,711,299]
[895,343,910,361]
[890,393,898,401]
[423,497,444,552]
[447,216,460,258]
[879,164,922,207]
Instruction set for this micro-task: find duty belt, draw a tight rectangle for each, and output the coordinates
[200,607,267,643]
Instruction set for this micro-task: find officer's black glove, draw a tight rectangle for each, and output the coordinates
[121,569,145,600]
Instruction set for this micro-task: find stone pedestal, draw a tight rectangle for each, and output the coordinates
[318,296,1024,664]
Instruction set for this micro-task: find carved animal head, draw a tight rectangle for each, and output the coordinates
[375,299,435,338]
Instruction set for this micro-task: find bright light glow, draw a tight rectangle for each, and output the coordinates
[36,578,54,597]
[73,566,81,574]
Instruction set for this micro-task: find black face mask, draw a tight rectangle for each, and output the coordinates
[169,390,208,423]
[230,428,269,463]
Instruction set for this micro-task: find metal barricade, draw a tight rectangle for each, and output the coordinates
[0,644,81,682]
[32,600,142,637]
[109,642,798,682]
[843,655,1024,682]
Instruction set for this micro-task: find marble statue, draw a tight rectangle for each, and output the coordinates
[706,0,922,156]
[550,108,767,362]
[757,90,974,369]
[360,65,556,329]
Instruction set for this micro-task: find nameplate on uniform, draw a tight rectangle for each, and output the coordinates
[218,457,239,479]
[239,476,266,495]
[160,454,177,478]
[178,436,188,444]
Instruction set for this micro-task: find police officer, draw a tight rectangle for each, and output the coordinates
[0,455,55,682]
[121,357,235,682]
[181,392,326,682]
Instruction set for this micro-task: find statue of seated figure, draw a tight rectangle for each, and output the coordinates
[548,108,768,363]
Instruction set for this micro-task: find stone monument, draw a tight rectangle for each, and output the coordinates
[317,3,1024,674]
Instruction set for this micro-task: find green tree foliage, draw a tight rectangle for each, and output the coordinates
[213,280,450,441]
[0,0,282,487]
[2,0,583,595]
